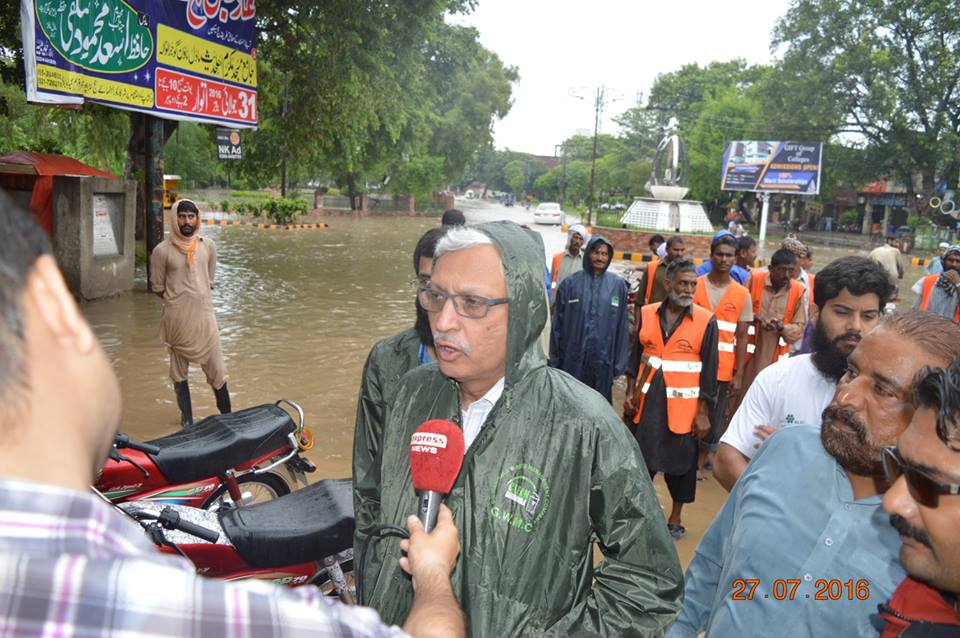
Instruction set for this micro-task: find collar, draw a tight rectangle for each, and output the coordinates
[565,248,581,259]
[656,301,694,319]
[475,377,505,407]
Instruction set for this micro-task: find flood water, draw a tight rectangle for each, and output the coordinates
[80,204,931,566]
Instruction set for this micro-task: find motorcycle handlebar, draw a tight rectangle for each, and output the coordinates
[114,433,161,456]
[157,508,220,543]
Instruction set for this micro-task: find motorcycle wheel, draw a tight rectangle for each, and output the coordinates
[201,472,290,510]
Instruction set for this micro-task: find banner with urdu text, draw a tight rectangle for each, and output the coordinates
[20,0,257,128]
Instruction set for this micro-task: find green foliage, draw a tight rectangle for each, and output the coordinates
[163,123,224,188]
[220,200,231,213]
[839,209,859,225]
[264,197,308,225]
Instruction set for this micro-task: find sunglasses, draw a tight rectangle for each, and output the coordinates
[882,447,960,508]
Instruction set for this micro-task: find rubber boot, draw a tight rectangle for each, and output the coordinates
[174,381,193,427]
[214,382,232,415]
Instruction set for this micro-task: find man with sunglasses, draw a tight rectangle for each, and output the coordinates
[880,359,960,635]
[669,311,960,638]
[549,235,630,402]
[362,222,683,636]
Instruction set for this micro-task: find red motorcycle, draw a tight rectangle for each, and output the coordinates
[97,399,316,509]
[116,478,356,601]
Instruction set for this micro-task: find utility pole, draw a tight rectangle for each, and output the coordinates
[586,87,602,225]
[570,86,621,226]
[280,72,288,198]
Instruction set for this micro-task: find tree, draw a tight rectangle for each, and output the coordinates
[774,0,960,197]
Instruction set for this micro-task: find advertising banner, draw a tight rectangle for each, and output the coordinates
[20,0,257,128]
[721,141,822,195]
[216,127,242,159]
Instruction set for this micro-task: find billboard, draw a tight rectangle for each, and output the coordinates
[721,141,822,195]
[20,0,257,128]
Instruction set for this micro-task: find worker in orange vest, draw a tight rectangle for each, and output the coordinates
[624,258,718,540]
[634,236,686,335]
[914,244,960,322]
[692,234,753,475]
[740,248,807,394]
[549,224,589,301]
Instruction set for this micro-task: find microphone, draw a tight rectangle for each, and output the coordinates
[409,419,464,532]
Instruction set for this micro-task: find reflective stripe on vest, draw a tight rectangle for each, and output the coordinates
[633,302,712,434]
[694,275,750,382]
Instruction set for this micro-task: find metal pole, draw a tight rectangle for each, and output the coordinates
[587,87,601,226]
[759,193,770,243]
[281,72,288,198]
[145,115,164,290]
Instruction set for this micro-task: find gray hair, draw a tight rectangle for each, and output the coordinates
[434,226,495,259]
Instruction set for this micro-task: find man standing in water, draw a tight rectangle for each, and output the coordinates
[150,199,230,426]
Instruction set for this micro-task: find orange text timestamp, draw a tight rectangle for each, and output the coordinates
[731,579,871,601]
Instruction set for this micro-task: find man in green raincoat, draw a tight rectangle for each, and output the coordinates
[354,226,446,553]
[359,221,682,637]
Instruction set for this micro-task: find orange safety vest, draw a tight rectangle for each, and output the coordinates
[747,270,804,364]
[643,259,660,305]
[550,251,564,292]
[919,274,960,322]
[693,276,750,382]
[633,302,712,434]
[807,272,816,315]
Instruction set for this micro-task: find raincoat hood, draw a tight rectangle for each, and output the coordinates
[470,221,548,390]
[582,235,614,276]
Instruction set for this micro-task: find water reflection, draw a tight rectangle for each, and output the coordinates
[82,217,438,478]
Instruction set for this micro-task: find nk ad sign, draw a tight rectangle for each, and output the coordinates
[20,0,257,128]
[720,141,822,195]
[216,127,241,159]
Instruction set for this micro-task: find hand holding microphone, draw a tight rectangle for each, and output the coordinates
[399,421,467,637]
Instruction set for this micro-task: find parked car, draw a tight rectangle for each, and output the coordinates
[533,202,565,225]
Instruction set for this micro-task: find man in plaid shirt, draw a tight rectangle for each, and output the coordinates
[0,196,465,638]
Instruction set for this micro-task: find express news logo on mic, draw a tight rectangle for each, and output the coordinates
[409,420,464,531]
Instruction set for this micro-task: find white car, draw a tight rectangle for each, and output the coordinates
[533,202,565,225]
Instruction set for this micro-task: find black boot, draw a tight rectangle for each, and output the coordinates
[214,382,232,414]
[174,381,193,427]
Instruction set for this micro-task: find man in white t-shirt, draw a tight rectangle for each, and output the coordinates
[714,256,896,491]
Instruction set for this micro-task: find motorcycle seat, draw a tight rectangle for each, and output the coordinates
[149,404,296,484]
[219,478,354,568]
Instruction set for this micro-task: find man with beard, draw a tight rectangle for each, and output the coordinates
[625,258,719,539]
[353,226,446,554]
[668,311,960,638]
[714,256,894,491]
[915,244,960,322]
[150,199,230,426]
[880,358,960,635]
[549,223,589,300]
[550,235,630,402]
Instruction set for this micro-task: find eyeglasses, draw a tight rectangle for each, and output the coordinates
[882,446,960,508]
[418,286,510,319]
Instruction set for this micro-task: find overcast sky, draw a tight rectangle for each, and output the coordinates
[450,0,794,156]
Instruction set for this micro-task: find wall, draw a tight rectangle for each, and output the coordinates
[590,226,714,256]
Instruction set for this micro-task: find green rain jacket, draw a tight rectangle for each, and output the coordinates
[361,221,682,637]
[353,327,422,548]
